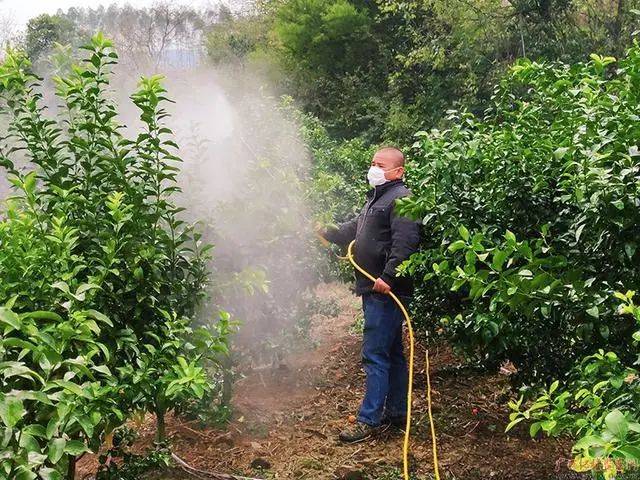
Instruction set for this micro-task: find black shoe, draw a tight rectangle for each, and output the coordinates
[381,415,408,430]
[338,421,390,443]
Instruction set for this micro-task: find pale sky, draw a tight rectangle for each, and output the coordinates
[0,0,220,30]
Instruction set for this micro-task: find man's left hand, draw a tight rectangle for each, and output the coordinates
[373,277,391,294]
[314,222,330,247]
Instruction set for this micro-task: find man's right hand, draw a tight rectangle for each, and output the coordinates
[372,277,391,294]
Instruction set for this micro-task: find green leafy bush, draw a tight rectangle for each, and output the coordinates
[224,0,640,143]
[95,426,171,480]
[508,291,640,479]
[0,305,125,479]
[399,47,640,383]
[300,109,373,225]
[0,34,232,479]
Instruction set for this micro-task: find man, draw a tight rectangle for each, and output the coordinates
[318,146,420,443]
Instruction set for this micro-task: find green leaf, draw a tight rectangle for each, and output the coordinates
[609,375,623,388]
[91,365,112,376]
[458,225,470,241]
[48,438,66,464]
[0,307,22,330]
[586,306,599,318]
[625,242,637,259]
[505,416,524,432]
[491,249,508,272]
[505,230,516,244]
[134,267,144,280]
[554,147,569,160]
[617,445,640,461]
[604,409,628,440]
[76,283,98,296]
[0,396,24,428]
[486,321,499,338]
[530,422,541,437]
[5,295,18,309]
[448,240,466,253]
[15,470,37,480]
[21,311,64,322]
[573,435,607,450]
[64,439,89,456]
[39,468,63,480]
[50,380,91,399]
[614,291,628,301]
[18,431,39,452]
[46,417,59,439]
[76,416,94,438]
[0,426,11,447]
[51,281,70,294]
[83,309,113,326]
[465,249,476,266]
[23,171,37,193]
[540,419,557,432]
[22,424,46,438]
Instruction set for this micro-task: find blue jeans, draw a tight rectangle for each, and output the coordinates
[357,292,409,426]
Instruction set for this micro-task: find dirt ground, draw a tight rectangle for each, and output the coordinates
[78,282,580,480]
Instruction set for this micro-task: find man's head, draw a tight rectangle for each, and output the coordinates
[370,146,405,183]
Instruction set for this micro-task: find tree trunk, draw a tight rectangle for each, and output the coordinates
[156,408,166,443]
[613,0,625,56]
[67,455,76,480]
[221,353,234,407]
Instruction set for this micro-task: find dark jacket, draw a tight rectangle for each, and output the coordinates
[323,179,420,296]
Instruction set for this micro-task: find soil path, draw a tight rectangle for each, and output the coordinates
[80,282,576,479]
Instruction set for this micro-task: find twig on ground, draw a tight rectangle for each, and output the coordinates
[175,422,210,438]
[172,453,264,480]
[175,422,233,444]
[465,421,481,436]
[344,446,364,461]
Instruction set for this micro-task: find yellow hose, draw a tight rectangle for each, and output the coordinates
[345,240,440,480]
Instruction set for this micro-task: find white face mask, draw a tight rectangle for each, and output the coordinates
[367,166,387,187]
[367,166,399,187]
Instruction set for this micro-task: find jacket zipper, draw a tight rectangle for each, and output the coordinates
[357,187,379,237]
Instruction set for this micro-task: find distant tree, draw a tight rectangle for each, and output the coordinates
[274,0,374,75]
[264,0,640,143]
[24,14,76,61]
[205,6,269,66]
[53,2,212,72]
[0,11,18,50]
[217,4,235,22]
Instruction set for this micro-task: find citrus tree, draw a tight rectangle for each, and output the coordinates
[397,44,640,477]
[0,34,232,479]
[399,48,640,382]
